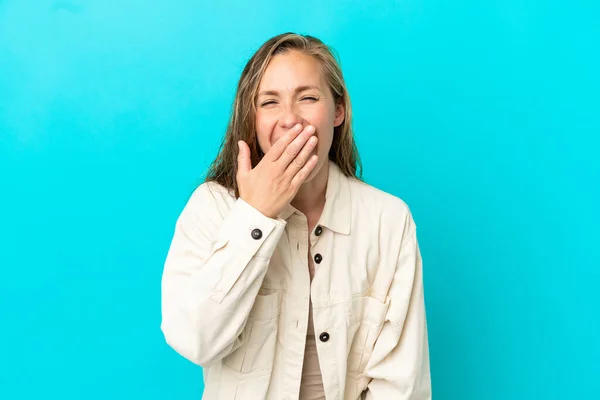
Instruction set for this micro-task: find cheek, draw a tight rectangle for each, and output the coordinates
[255,113,274,149]
[309,103,336,128]
[310,107,335,141]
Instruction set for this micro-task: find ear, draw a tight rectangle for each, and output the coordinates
[333,101,345,127]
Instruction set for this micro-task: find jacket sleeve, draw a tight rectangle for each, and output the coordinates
[160,183,286,367]
[363,221,432,399]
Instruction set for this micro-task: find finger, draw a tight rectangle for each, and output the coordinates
[276,125,316,168]
[264,123,304,162]
[290,154,318,189]
[284,133,318,179]
[237,140,251,175]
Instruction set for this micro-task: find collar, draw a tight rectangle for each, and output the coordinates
[278,160,351,235]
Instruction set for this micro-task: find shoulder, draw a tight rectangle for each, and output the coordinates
[348,177,417,242]
[179,181,236,222]
[191,181,234,202]
[348,178,413,222]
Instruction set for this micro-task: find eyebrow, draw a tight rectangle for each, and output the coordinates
[257,85,321,97]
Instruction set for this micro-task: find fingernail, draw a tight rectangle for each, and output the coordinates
[306,125,315,134]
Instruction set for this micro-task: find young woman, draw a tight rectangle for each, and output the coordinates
[161,32,432,400]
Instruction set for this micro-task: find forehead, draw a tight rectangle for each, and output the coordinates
[258,51,326,90]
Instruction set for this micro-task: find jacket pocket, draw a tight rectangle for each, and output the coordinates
[234,372,272,399]
[222,290,282,376]
[210,238,229,255]
[346,295,390,377]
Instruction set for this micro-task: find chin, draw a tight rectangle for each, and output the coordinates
[304,158,325,182]
[303,172,316,183]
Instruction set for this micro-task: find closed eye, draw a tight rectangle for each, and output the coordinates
[301,96,318,102]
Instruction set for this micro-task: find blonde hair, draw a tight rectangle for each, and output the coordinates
[204,32,362,197]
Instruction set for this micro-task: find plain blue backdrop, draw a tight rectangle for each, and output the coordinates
[1,0,598,399]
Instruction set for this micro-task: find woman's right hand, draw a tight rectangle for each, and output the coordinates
[236,123,319,219]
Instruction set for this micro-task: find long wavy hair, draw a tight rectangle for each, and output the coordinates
[203,32,362,197]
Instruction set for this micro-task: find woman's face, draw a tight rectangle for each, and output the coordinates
[255,50,345,181]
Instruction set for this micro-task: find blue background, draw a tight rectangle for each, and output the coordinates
[1,0,598,399]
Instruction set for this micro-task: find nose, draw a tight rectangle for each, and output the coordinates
[278,108,304,130]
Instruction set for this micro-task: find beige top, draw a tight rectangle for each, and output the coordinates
[298,301,326,400]
[299,227,326,400]
[161,161,431,400]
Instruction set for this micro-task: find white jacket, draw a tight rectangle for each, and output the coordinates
[161,161,432,399]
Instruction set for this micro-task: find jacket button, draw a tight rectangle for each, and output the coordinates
[315,226,323,236]
[251,228,263,240]
[314,253,322,264]
[319,332,330,342]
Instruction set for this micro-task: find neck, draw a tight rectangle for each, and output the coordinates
[290,161,329,217]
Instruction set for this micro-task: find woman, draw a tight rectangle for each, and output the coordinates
[161,33,432,399]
